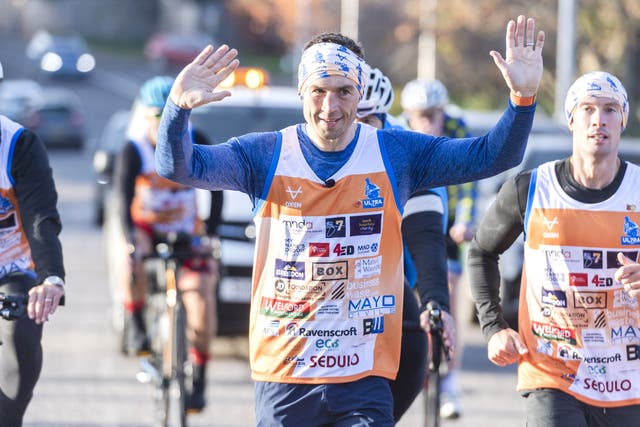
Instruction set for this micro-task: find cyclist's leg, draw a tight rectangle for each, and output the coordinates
[389,282,427,422]
[0,279,43,427]
[178,258,218,410]
[122,227,152,355]
[524,388,588,427]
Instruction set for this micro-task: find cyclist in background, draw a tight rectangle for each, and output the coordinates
[0,61,66,427]
[355,67,452,422]
[112,76,222,412]
[401,78,478,419]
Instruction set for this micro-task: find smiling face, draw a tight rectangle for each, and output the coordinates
[302,75,360,151]
[570,96,623,160]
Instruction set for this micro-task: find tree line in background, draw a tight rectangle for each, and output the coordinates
[226,0,639,135]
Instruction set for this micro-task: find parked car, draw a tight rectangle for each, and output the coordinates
[26,30,95,78]
[23,87,86,149]
[0,79,43,122]
[95,71,304,336]
[144,31,215,70]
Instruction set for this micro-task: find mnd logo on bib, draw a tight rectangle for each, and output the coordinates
[621,216,640,245]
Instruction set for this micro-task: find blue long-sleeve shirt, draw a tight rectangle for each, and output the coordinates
[156,98,535,210]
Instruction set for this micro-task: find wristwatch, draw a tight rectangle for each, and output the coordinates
[43,275,65,288]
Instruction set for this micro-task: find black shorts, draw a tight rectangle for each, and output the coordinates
[523,388,640,427]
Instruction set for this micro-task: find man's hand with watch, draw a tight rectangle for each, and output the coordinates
[27,275,65,324]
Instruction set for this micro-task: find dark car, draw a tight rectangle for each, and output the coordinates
[23,88,86,149]
[26,30,96,79]
[0,79,43,122]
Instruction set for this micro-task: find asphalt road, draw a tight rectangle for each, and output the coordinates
[0,33,527,426]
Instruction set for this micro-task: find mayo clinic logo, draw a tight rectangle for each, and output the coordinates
[348,294,396,318]
[611,325,640,344]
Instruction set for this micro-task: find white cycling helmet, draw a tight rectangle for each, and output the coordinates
[356,68,394,118]
[400,78,449,111]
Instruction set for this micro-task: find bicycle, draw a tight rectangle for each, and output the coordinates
[0,291,27,321]
[423,301,451,427]
[0,290,28,347]
[135,231,199,427]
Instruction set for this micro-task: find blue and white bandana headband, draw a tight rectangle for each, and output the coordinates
[297,42,369,98]
[564,71,629,130]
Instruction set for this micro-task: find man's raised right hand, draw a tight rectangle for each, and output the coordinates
[169,44,240,110]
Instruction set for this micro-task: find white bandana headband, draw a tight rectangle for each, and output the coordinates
[297,42,369,97]
[564,71,629,130]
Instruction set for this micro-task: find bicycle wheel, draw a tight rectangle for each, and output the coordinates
[151,300,188,427]
[162,299,188,427]
[423,332,442,427]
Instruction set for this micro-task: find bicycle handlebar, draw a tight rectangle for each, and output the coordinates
[425,301,452,362]
[130,231,215,263]
[0,292,28,320]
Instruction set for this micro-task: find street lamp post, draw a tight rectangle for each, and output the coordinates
[417,0,437,80]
